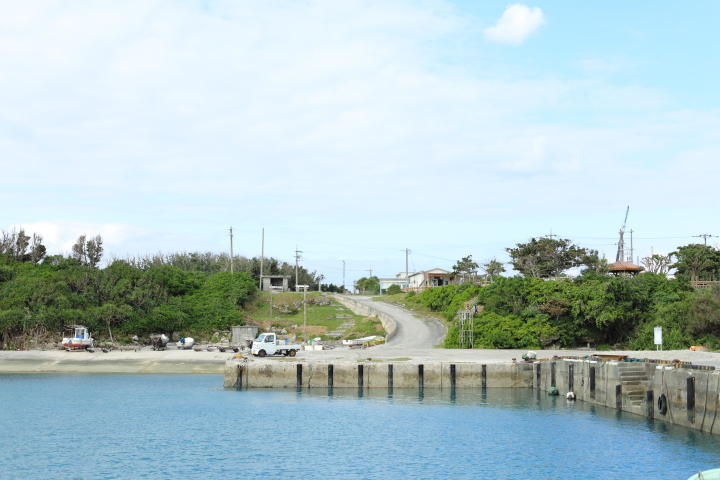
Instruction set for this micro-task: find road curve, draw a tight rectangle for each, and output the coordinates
[346,296,447,348]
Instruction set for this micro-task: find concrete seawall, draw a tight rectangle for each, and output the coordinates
[334,296,398,342]
[223,360,532,389]
[224,356,720,435]
[535,359,720,434]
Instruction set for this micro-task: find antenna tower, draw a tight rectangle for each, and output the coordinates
[616,207,629,262]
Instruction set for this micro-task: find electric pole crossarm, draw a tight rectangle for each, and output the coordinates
[694,234,716,246]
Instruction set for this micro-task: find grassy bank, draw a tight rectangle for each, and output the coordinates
[245,292,385,342]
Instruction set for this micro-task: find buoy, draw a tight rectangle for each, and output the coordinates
[566,391,575,400]
[548,387,559,396]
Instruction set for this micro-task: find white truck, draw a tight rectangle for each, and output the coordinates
[251,332,301,357]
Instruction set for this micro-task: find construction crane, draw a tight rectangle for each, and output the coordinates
[616,206,629,262]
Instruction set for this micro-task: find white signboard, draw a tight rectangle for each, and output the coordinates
[654,327,662,350]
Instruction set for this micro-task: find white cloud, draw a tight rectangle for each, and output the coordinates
[483,4,546,45]
[0,1,719,281]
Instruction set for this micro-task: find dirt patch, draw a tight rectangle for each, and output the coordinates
[298,325,328,335]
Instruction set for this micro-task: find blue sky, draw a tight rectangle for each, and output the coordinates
[2,1,719,286]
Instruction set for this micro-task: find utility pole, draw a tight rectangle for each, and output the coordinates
[342,260,345,292]
[366,267,373,295]
[405,248,410,279]
[694,234,716,246]
[545,229,558,240]
[294,245,303,291]
[628,229,634,263]
[229,227,234,275]
[259,228,264,289]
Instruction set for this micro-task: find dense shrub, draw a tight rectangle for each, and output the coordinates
[0,253,257,346]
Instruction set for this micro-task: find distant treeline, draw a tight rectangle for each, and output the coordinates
[0,233,328,347]
[406,271,720,351]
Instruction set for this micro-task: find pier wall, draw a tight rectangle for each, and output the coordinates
[224,357,720,435]
[334,296,398,342]
[534,359,720,434]
[223,360,533,389]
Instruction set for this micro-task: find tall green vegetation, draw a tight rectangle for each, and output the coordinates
[505,237,600,277]
[355,276,380,294]
[411,266,714,350]
[0,252,258,347]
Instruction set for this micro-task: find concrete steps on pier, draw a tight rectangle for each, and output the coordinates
[618,364,649,406]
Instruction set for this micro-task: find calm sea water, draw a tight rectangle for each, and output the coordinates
[1,374,719,480]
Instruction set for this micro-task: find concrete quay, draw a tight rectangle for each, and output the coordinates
[535,358,720,434]
[224,350,720,436]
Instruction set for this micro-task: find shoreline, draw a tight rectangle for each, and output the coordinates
[3,346,720,374]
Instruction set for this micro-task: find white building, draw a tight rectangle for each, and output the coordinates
[379,273,413,292]
[407,268,452,290]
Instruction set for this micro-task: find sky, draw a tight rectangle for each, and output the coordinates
[2,0,719,286]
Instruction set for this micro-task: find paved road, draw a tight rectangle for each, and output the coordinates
[347,296,447,348]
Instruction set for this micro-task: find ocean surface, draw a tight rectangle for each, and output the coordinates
[1,374,719,480]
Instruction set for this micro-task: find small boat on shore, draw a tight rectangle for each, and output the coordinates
[61,326,94,351]
[177,337,195,349]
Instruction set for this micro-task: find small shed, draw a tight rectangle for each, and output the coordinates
[232,325,259,345]
[261,275,290,292]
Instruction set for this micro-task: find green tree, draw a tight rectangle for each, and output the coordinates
[670,244,720,281]
[452,255,479,276]
[506,237,598,278]
[355,276,380,294]
[481,257,506,281]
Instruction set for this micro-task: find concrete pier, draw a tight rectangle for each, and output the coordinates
[223,359,533,389]
[224,356,720,435]
[534,359,720,434]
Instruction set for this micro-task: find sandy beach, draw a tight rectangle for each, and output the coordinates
[2,346,720,374]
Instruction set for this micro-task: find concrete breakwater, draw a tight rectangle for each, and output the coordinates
[334,296,398,342]
[224,356,720,435]
[223,360,532,389]
[535,358,720,434]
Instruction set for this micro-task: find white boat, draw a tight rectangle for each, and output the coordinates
[688,469,720,480]
[61,326,94,350]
